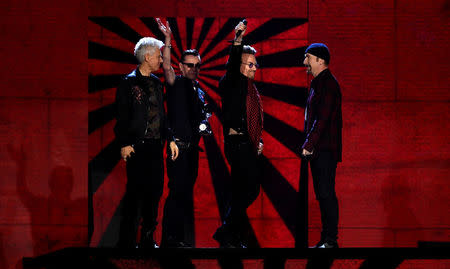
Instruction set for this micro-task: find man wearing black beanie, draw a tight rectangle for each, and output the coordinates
[301,43,342,248]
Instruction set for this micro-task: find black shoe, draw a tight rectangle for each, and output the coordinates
[213,226,226,241]
[213,227,227,245]
[215,236,247,248]
[138,240,159,249]
[213,225,248,248]
[213,232,238,248]
[214,235,234,248]
[139,231,159,249]
[162,241,192,248]
[309,240,338,248]
[236,241,248,248]
[218,240,247,248]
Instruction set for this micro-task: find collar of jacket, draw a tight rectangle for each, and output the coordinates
[127,67,160,81]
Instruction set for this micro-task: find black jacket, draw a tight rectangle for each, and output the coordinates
[166,76,207,142]
[114,68,173,148]
[220,44,249,136]
[302,69,342,162]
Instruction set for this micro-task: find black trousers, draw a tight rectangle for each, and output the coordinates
[117,139,164,247]
[162,142,199,245]
[310,151,339,242]
[218,135,261,243]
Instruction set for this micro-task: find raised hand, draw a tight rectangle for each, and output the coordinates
[156,18,175,85]
[234,20,247,44]
[156,18,172,40]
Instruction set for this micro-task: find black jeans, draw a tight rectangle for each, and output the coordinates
[310,151,339,242]
[217,135,261,243]
[117,139,164,247]
[162,142,199,245]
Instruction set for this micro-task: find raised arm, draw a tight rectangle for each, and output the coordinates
[226,20,247,75]
[157,18,175,86]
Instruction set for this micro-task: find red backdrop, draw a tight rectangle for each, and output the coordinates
[1,0,449,268]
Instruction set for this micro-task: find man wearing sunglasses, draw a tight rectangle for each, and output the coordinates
[157,19,209,248]
[213,20,264,248]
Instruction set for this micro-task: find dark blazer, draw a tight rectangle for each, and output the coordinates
[166,75,207,142]
[302,68,342,162]
[220,44,249,136]
[114,68,173,148]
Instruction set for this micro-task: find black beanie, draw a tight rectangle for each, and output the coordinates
[305,43,330,64]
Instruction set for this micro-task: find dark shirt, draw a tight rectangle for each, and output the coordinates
[302,68,342,162]
[144,77,161,139]
[166,76,207,142]
[221,44,249,136]
[114,68,173,147]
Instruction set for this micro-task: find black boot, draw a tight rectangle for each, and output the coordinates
[213,226,247,248]
[139,230,159,249]
[309,240,338,248]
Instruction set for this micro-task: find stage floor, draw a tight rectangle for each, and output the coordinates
[23,246,450,269]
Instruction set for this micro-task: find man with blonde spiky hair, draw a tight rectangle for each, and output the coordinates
[114,36,178,249]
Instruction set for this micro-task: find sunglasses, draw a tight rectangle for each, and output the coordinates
[182,62,202,69]
[241,62,260,69]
